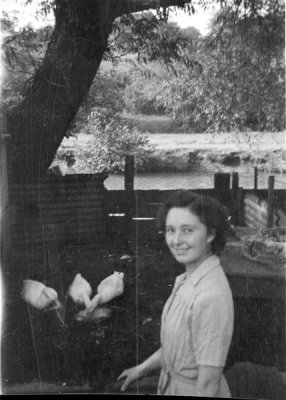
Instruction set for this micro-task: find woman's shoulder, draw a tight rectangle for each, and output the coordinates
[198,264,232,296]
[193,287,234,318]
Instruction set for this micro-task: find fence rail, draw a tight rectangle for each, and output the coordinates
[8,174,108,248]
[2,154,286,252]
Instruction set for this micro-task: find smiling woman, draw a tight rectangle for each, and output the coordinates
[165,207,215,273]
[117,190,234,397]
[158,191,229,256]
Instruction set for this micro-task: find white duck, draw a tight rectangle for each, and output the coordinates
[21,280,62,311]
[68,273,92,308]
[75,271,124,321]
[90,271,124,307]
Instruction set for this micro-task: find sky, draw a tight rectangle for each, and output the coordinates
[1,0,216,35]
[1,0,55,29]
[168,5,217,35]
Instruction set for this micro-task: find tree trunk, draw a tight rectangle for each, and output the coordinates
[7,0,113,183]
[6,0,187,183]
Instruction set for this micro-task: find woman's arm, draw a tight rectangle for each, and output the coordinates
[139,347,162,374]
[117,348,162,391]
[196,365,223,397]
[192,289,233,397]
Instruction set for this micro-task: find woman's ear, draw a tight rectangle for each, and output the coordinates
[206,229,216,244]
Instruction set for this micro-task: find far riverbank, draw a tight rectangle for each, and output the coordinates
[58,131,286,176]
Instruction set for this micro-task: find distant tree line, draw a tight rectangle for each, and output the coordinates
[67,4,285,134]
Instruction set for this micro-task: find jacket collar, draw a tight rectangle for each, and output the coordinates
[180,254,220,287]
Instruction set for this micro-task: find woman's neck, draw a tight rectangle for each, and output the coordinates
[185,251,213,277]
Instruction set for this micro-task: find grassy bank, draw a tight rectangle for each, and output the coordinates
[138,131,286,173]
[58,131,286,175]
[135,148,286,174]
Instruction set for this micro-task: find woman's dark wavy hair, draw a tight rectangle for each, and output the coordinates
[156,190,230,255]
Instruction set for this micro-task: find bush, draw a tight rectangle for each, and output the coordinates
[72,109,154,173]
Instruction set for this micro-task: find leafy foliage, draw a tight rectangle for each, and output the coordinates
[2,0,285,160]
[121,63,170,115]
[1,13,53,113]
[107,12,189,66]
[68,66,129,133]
[80,17,201,119]
[100,1,285,133]
[159,6,285,132]
[71,110,154,173]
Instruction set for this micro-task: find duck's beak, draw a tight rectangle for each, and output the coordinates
[44,299,63,312]
[45,301,66,326]
[54,299,63,310]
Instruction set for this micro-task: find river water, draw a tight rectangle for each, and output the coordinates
[60,132,286,190]
[104,167,286,190]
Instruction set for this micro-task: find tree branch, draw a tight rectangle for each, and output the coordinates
[111,0,192,19]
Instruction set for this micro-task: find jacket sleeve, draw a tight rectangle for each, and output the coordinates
[191,290,234,367]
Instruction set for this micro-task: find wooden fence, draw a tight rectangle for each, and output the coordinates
[106,156,286,244]
[106,188,286,245]
[9,174,108,247]
[117,156,285,223]
[2,154,286,253]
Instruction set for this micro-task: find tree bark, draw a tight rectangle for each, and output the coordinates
[6,0,189,183]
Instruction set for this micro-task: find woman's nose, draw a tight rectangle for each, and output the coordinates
[173,231,183,245]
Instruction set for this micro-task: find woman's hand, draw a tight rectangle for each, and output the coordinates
[117,348,162,392]
[117,365,144,392]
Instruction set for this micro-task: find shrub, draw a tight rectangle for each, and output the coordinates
[73,109,154,173]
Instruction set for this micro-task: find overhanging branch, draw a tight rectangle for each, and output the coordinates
[111,0,192,20]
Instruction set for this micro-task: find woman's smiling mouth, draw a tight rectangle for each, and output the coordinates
[173,248,190,255]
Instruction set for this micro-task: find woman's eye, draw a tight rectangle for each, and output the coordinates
[183,227,192,234]
[165,228,174,234]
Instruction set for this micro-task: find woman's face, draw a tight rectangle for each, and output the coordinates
[165,207,215,268]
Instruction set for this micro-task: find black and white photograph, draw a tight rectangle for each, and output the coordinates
[0,0,285,397]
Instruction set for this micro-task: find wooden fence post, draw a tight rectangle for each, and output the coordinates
[214,173,231,219]
[237,187,245,226]
[214,173,231,192]
[267,175,275,228]
[231,172,239,226]
[123,155,135,252]
[124,155,135,191]
[254,167,258,192]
